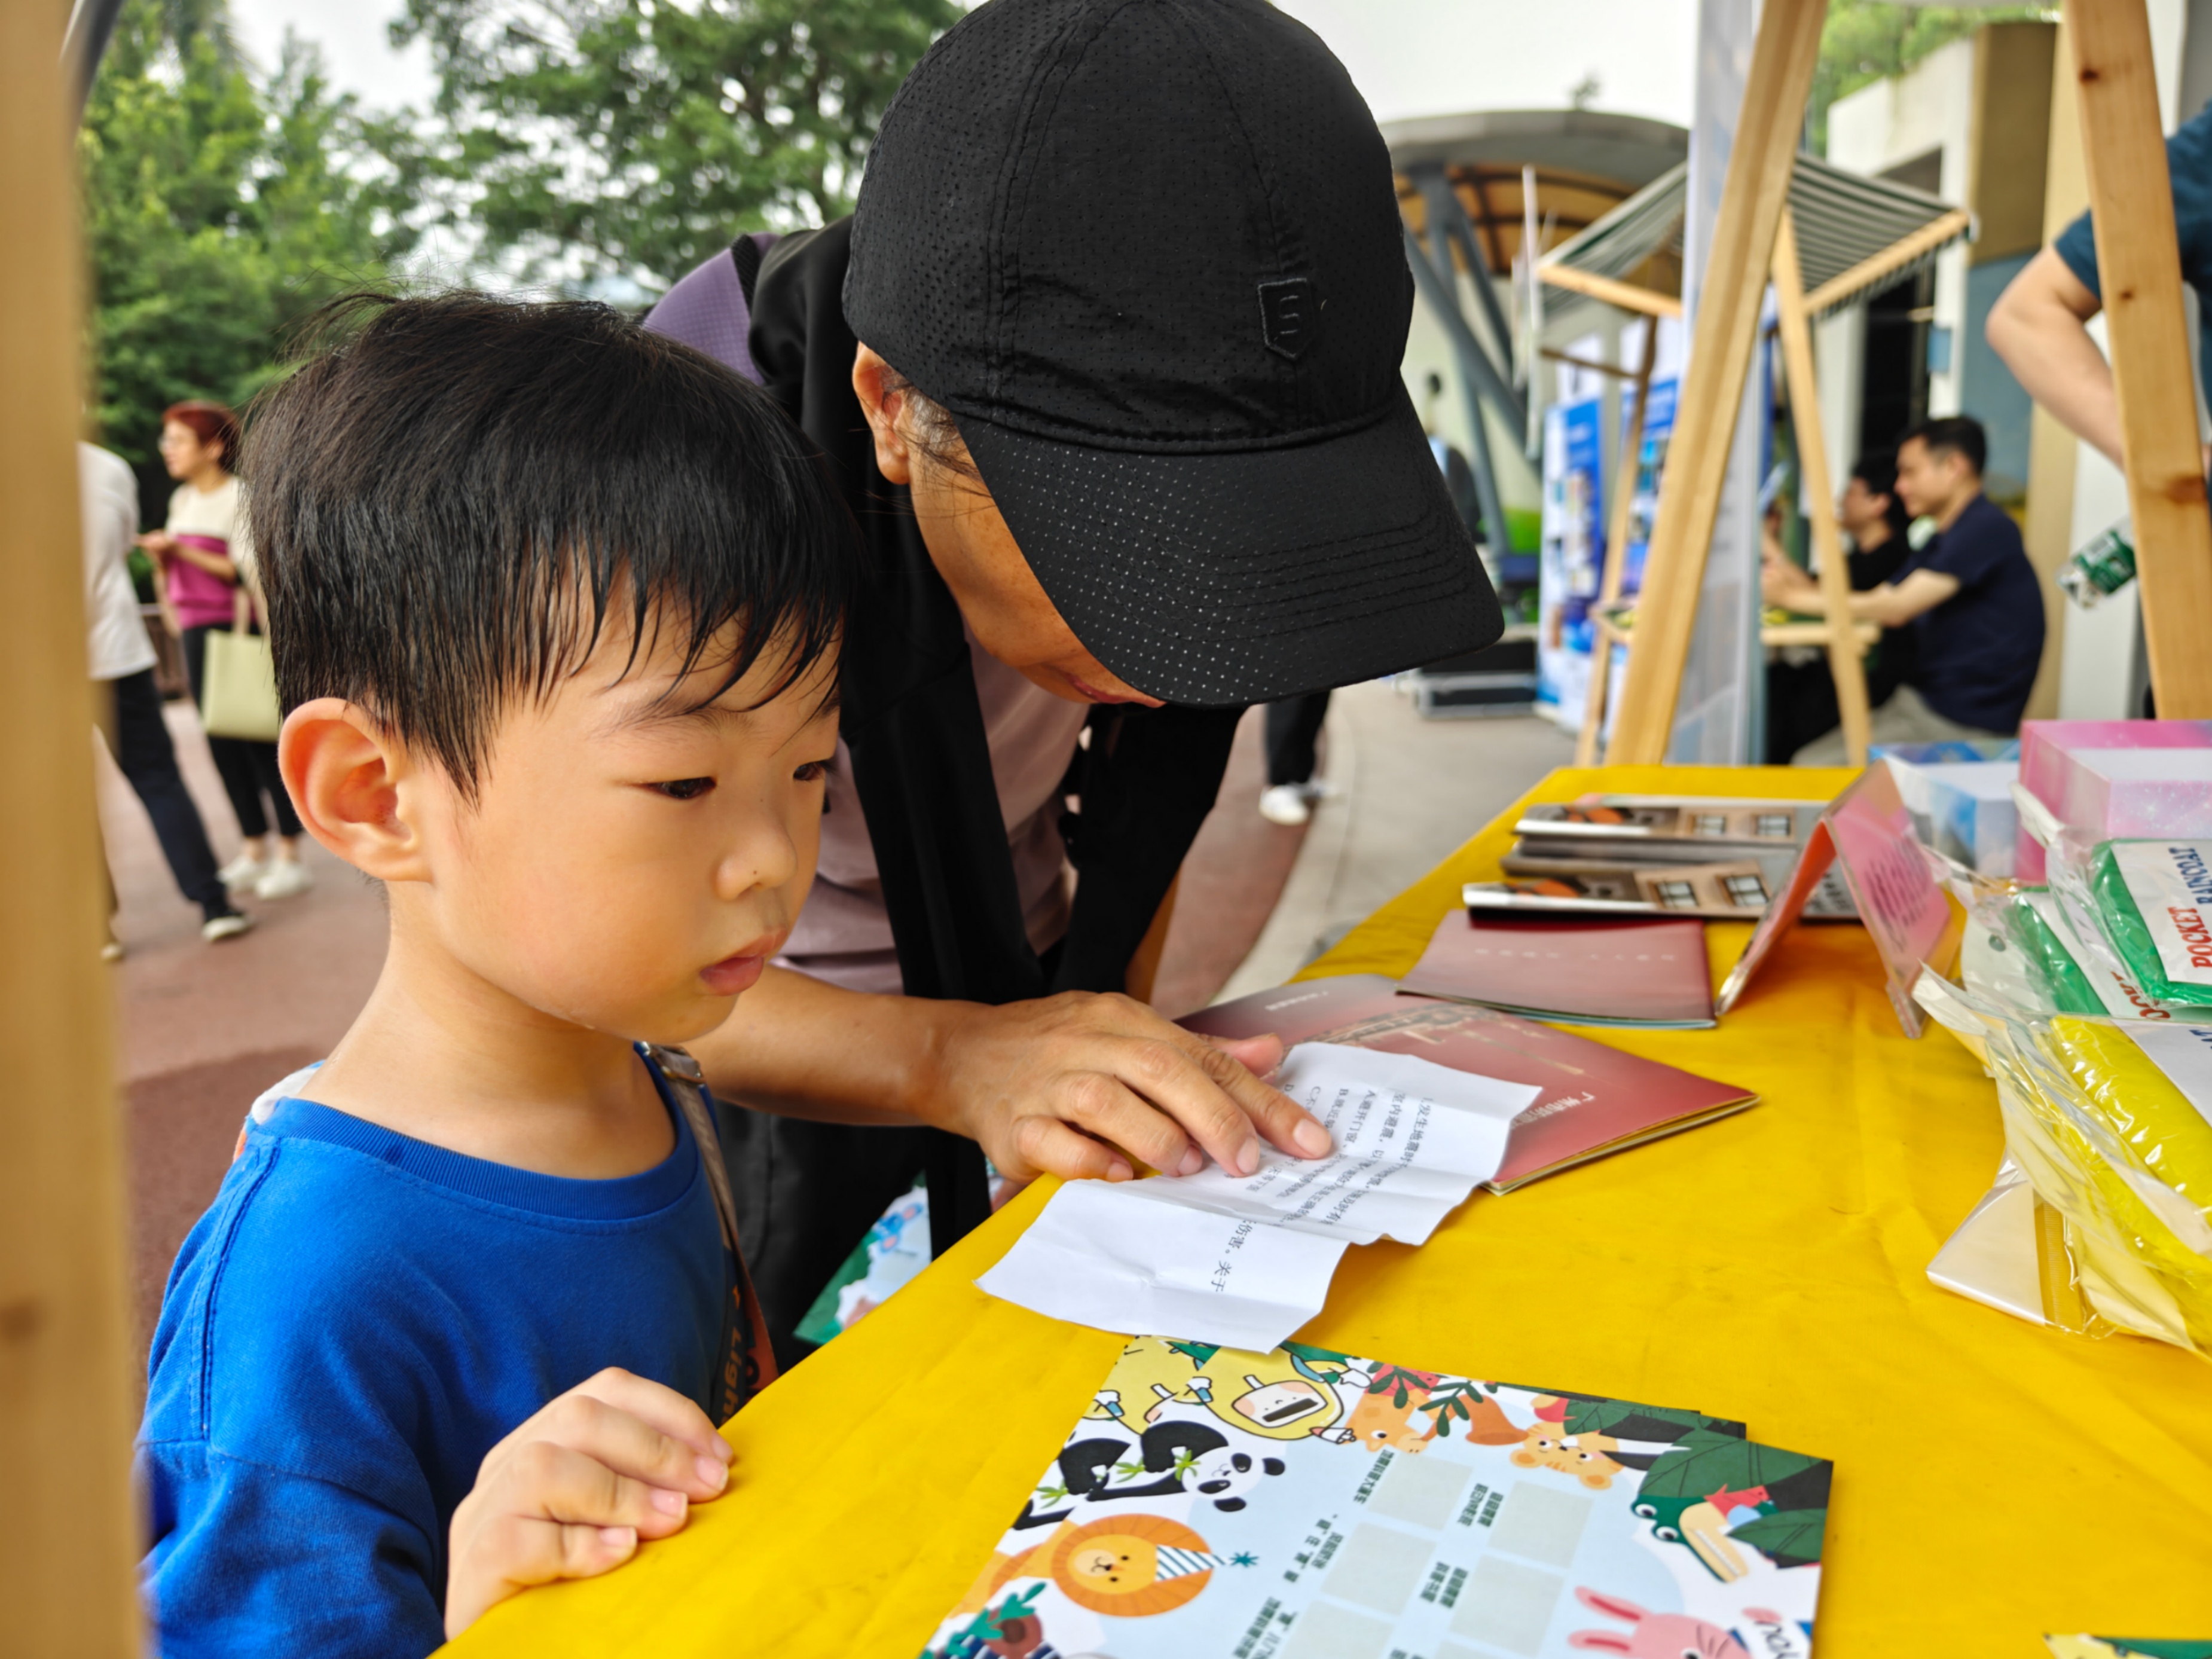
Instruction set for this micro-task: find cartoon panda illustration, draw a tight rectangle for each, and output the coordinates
[1012,1422,1286,1530]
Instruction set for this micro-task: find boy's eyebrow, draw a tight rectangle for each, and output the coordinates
[596,679,842,737]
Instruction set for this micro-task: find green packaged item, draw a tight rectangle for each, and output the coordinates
[2088,840,2212,1004]
[2002,895,2108,1016]
[2055,521,2137,609]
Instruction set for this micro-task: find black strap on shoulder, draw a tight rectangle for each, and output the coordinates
[728,232,764,310]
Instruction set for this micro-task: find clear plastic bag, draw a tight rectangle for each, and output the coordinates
[1914,971,2212,1360]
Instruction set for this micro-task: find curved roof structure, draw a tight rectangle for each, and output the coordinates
[1385,109,1690,279]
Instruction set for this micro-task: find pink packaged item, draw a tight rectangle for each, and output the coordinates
[2014,720,2212,881]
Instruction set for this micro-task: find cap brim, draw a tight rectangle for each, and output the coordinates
[960,386,1504,708]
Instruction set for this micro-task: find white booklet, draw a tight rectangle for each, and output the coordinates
[976,1043,1539,1349]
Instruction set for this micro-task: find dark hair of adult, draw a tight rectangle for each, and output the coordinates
[1900,415,1987,478]
[163,400,243,471]
[243,292,858,801]
[1850,448,1913,543]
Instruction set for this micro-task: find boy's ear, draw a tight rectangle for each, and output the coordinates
[851,342,913,487]
[279,699,432,882]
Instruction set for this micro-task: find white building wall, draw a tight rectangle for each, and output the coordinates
[1827,38,1976,418]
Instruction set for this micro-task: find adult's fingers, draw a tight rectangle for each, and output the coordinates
[1007,1114,1136,1184]
[1183,1033,1333,1160]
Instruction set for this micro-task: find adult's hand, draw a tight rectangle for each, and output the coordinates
[689,968,1334,1184]
[923,992,1333,1183]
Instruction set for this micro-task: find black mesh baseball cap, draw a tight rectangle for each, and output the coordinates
[844,0,1502,708]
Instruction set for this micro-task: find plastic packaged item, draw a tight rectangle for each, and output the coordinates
[2014,720,2212,882]
[2083,840,2212,1005]
[2012,788,2212,1022]
[2055,521,2136,609]
[1915,972,2212,1358]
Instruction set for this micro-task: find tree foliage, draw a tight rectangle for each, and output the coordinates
[392,0,959,290]
[1811,1,2054,155]
[81,0,423,515]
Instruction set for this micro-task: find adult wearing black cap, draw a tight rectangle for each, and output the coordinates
[655,0,1501,1360]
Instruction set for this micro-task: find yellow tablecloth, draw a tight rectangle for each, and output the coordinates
[448,765,2212,1657]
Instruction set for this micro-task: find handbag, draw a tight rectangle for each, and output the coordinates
[199,585,282,743]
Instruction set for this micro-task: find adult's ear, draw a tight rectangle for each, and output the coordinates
[852,342,915,486]
[278,698,431,883]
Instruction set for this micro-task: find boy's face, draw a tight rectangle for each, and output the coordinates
[405,614,838,1047]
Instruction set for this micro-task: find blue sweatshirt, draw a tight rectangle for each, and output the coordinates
[139,1056,733,1658]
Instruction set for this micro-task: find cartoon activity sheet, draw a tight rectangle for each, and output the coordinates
[977,1045,1539,1349]
[922,1337,1831,1659]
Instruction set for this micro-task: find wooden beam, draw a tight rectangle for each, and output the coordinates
[1576,320,1661,766]
[1799,209,1977,318]
[1536,261,1685,319]
[1773,207,1874,766]
[0,0,143,1649]
[2067,0,2212,717]
[1606,0,1829,763]
[1761,619,1881,649]
[1541,347,1640,380]
[2020,19,2089,722]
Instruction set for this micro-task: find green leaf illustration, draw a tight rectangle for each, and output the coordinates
[1563,1398,1718,1438]
[1727,1508,1828,1567]
[1636,1429,1825,1502]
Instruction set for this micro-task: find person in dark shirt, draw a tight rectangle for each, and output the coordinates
[1768,417,2045,762]
[1987,97,2212,469]
[1762,448,1917,762]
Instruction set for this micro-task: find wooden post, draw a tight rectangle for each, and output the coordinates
[2067,0,2212,717]
[1605,0,1828,764]
[1771,208,1874,766]
[1575,316,1662,766]
[0,0,143,1652]
[2021,19,2089,723]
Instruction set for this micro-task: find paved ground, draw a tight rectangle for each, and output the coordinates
[102,685,1575,1355]
[1219,682,1578,999]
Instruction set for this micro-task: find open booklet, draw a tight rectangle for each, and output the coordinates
[1182,976,1756,1193]
[921,1336,1831,1659]
[977,1043,1538,1350]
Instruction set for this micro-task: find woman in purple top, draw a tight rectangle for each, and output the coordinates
[137,401,311,902]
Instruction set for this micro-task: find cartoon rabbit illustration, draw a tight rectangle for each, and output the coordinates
[1565,1586,1756,1658]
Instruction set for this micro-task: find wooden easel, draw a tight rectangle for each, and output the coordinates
[2067,0,2212,717]
[1770,206,1875,765]
[1603,0,1829,763]
[1,0,141,1649]
[1575,313,1661,765]
[1578,206,1881,768]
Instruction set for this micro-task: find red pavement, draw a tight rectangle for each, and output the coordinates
[103,697,1300,1358]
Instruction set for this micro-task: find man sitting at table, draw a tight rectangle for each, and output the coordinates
[1765,415,2044,763]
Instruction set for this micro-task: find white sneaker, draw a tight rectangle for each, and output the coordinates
[201,912,253,943]
[217,853,265,890]
[255,860,313,901]
[1259,783,1314,826]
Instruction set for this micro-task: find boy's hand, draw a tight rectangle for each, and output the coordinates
[930,992,1331,1183]
[444,1368,734,1639]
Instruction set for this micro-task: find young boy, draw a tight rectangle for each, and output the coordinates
[137,294,861,1655]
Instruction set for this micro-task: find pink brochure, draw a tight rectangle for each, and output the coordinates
[1717,763,1960,1035]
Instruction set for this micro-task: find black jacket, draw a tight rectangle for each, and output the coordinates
[722,221,1242,1359]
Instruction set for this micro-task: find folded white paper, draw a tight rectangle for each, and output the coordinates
[976,1042,1539,1347]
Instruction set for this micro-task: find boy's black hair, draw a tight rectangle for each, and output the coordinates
[1850,448,1912,541]
[1899,415,1987,478]
[245,292,856,798]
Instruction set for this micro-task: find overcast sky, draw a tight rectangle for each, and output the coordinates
[229,0,1702,129]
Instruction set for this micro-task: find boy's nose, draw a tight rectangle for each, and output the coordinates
[715,822,799,899]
